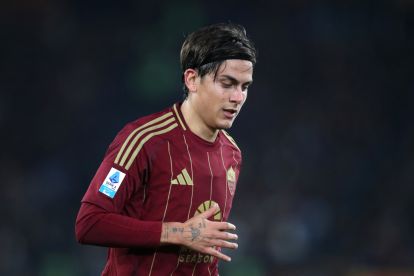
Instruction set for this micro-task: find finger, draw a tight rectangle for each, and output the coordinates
[209,239,238,250]
[211,231,238,241]
[211,221,236,231]
[204,247,232,262]
[226,222,236,230]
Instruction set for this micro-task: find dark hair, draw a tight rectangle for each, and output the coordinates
[180,23,257,97]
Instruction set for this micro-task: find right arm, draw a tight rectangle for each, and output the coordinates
[75,202,162,248]
[75,202,239,261]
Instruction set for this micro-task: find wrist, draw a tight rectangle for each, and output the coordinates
[161,222,184,245]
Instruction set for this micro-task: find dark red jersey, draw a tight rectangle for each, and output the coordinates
[76,103,242,275]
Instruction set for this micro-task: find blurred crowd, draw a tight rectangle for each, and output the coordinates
[1,1,413,275]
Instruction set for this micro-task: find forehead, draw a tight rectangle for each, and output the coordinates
[216,59,253,80]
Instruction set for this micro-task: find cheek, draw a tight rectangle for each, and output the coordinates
[242,93,248,104]
[211,90,226,104]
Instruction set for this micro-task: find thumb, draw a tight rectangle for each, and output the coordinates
[198,203,219,219]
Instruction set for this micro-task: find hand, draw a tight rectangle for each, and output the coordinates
[161,204,238,262]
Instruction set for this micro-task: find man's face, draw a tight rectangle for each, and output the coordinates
[192,59,253,132]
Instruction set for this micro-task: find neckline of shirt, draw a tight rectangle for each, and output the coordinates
[172,102,222,149]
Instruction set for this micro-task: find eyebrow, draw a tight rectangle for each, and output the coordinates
[219,75,253,86]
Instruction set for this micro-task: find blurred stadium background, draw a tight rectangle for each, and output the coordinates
[1,0,413,275]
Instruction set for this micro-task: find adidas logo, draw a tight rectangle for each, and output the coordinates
[171,168,193,186]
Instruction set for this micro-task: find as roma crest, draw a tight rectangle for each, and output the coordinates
[226,166,237,195]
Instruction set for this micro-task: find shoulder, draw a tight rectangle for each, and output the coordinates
[112,107,176,145]
[124,107,177,134]
[220,130,241,153]
[110,106,180,170]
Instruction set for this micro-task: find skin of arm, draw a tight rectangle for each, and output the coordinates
[160,204,238,262]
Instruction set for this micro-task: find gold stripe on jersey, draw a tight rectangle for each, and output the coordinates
[173,103,187,130]
[114,112,173,164]
[124,123,178,170]
[207,152,213,201]
[219,145,228,222]
[191,263,198,276]
[119,117,176,167]
[148,141,175,276]
[182,135,194,220]
[221,130,240,151]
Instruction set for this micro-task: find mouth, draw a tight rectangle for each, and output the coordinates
[223,108,238,119]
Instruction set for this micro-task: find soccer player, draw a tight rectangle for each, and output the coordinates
[75,22,257,275]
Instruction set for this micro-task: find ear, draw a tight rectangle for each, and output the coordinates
[183,68,198,93]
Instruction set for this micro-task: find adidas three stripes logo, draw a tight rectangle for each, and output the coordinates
[171,168,193,186]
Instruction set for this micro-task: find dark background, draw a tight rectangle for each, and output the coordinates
[1,0,414,275]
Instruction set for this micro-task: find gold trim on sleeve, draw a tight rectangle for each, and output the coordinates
[114,112,173,164]
[124,123,178,170]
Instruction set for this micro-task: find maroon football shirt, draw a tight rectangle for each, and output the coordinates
[76,103,242,275]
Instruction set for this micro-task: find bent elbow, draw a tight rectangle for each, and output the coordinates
[75,202,108,245]
[75,202,99,244]
[75,216,88,244]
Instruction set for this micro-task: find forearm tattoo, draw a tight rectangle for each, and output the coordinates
[163,225,184,240]
[172,227,184,234]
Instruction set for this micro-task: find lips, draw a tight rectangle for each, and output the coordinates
[223,108,238,119]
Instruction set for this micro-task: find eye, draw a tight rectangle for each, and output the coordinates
[221,82,233,88]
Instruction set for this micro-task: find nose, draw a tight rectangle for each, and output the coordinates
[229,87,244,104]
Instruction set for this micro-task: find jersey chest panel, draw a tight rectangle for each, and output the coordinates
[139,136,238,223]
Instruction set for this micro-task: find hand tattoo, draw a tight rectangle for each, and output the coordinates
[189,219,206,241]
[190,225,201,241]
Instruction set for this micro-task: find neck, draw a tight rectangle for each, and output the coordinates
[181,99,219,142]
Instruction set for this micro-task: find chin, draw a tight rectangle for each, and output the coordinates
[217,121,233,130]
